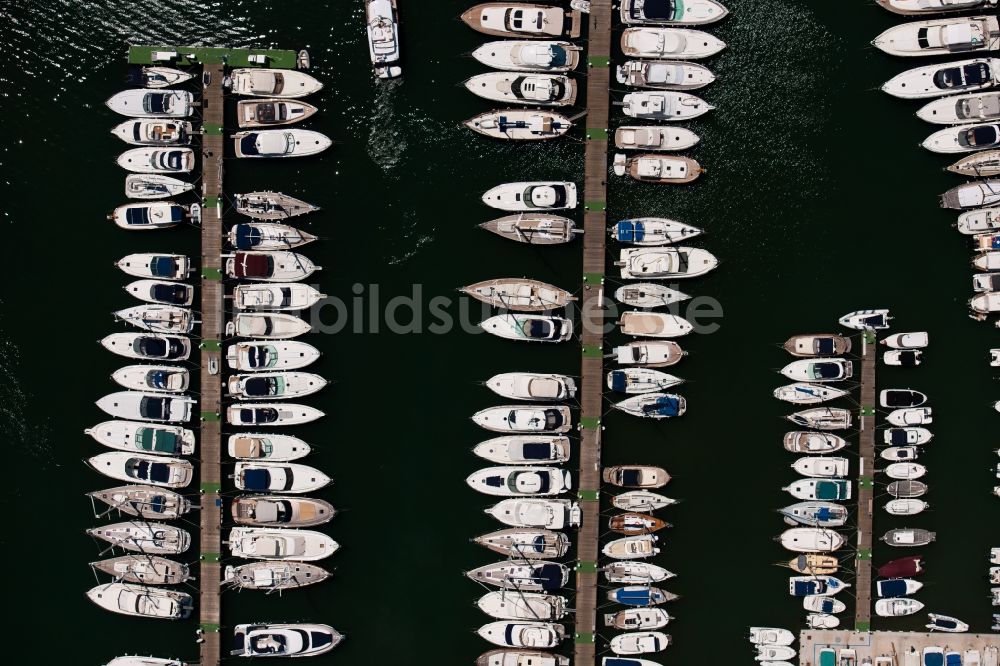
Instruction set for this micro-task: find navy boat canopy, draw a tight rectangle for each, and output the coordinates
[816,338,835,354]
[616,220,645,242]
[609,370,627,392]
[150,256,178,277]
[621,469,641,486]
[240,134,260,156]
[521,442,552,459]
[234,224,263,249]
[242,468,271,490]
[878,578,907,598]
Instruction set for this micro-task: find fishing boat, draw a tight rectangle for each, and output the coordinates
[228,69,323,98]
[780,358,853,382]
[231,495,335,527]
[943,179,1000,208]
[232,284,326,312]
[971,291,1000,313]
[880,389,928,408]
[607,368,683,394]
[603,534,660,560]
[613,153,703,183]
[228,527,339,561]
[876,598,924,617]
[779,527,845,553]
[783,479,852,501]
[622,91,713,121]
[223,561,329,591]
[125,174,193,200]
[877,578,923,598]
[786,554,840,575]
[786,407,852,430]
[472,406,572,433]
[918,90,1000,124]
[883,58,1000,99]
[466,561,570,591]
[620,0,729,25]
[884,350,923,367]
[603,465,670,488]
[613,283,690,308]
[804,595,846,614]
[610,631,671,655]
[87,485,191,520]
[878,555,925,578]
[927,614,969,633]
[616,247,718,278]
[227,341,321,372]
[605,608,673,630]
[233,461,331,494]
[888,407,932,426]
[774,383,848,404]
[958,207,1000,234]
[111,119,191,146]
[479,214,578,245]
[233,129,332,158]
[756,646,796,662]
[604,562,674,583]
[485,498,581,529]
[806,614,840,628]
[478,621,565,649]
[886,463,928,480]
[840,309,891,330]
[95,392,194,423]
[614,340,686,366]
[873,16,1000,57]
[464,72,576,106]
[86,419,193,454]
[618,312,692,338]
[462,279,575,312]
[460,3,582,39]
[231,313,312,339]
[231,623,342,657]
[881,446,920,462]
[614,393,686,419]
[114,304,193,334]
[607,586,677,606]
[617,60,715,91]
[237,98,318,128]
[614,125,700,151]
[780,501,849,527]
[226,403,325,427]
[101,330,185,360]
[234,192,319,220]
[117,253,191,281]
[88,452,193,488]
[882,528,936,547]
[228,223,317,251]
[621,27,726,58]
[612,491,676,512]
[87,521,190,554]
[118,147,195,173]
[106,89,193,117]
[91,555,190,586]
[466,466,572,496]
[87,583,191,619]
[888,480,928,498]
[486,373,576,402]
[476,651,568,666]
[474,528,569,559]
[783,432,848,454]
[876,0,998,15]
[611,218,702,245]
[610,513,668,535]
[473,435,571,464]
[472,40,581,72]
[226,372,326,401]
[783,333,852,357]
[480,314,573,343]
[886,498,928,515]
[476,591,567,621]
[466,109,573,140]
[789,575,850,597]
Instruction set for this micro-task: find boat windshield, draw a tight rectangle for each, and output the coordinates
[139,396,169,419]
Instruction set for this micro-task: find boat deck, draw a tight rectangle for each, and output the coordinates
[575,2,613,664]
[799,630,1000,666]
[856,333,877,629]
[127,45,299,68]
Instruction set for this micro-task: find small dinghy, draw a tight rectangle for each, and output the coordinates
[756,646,796,662]
[806,613,840,628]
[876,598,925,617]
[619,311,692,338]
[226,403,325,427]
[461,3,582,39]
[613,283,690,308]
[840,309,892,330]
[117,253,191,281]
[87,485,191,520]
[477,591,567,621]
[883,58,1000,99]
[873,16,1000,58]
[133,66,193,88]
[927,613,969,633]
[603,534,661,560]
[784,432,847,454]
[783,333,853,357]
[888,408,932,426]
[233,284,326,312]
[607,586,677,607]
[474,528,570,559]
[879,555,925,578]
[465,110,573,140]
[486,373,576,402]
[614,393,686,419]
[467,466,572,496]
[472,406,572,433]
[228,68,323,98]
[925,122,1000,154]
[466,561,570,591]
[881,389,928,408]
[884,350,923,366]
[621,27,726,59]
[617,60,715,91]
[780,527,845,553]
[233,462,330,494]
[228,527,339,561]
[604,561,674,583]
[223,561,329,590]
[604,465,670,489]
[881,446,920,462]
[781,358,853,383]
[231,313,312,338]
[610,631,671,655]
[614,340,686,367]
[958,207,1000,234]
[783,479,852,501]
[471,40,582,72]
[607,368,683,394]
[780,501,848,527]
[612,153,703,184]
[885,462,927,480]
[620,0,729,25]
[479,213,578,245]
[88,452,193,487]
[110,366,190,393]
[786,407,852,430]
[87,521,190,554]
[226,372,327,401]
[877,578,923,598]
[605,607,673,630]
[886,498,928,515]
[480,314,573,343]
[622,91,714,122]
[111,201,193,232]
[485,498,581,529]
[226,250,319,282]
[233,129,332,158]
[464,72,577,106]
[228,223,317,251]
[112,119,191,146]
[125,174,192,200]
[118,147,195,173]
[462,278,575,312]
[804,595,846,614]
[235,191,319,220]
[611,218,702,245]
[237,98,318,128]
[877,0,998,15]
[473,435,571,464]
[106,88,193,117]
[774,383,848,404]
[482,181,578,211]
[882,528,936,547]
[95,392,194,423]
[226,341,320,372]
[617,247,718,278]
[232,623,342,657]
[748,628,795,646]
[114,305,193,334]
[87,583,191,619]
[789,575,850,597]
[478,621,565,649]
[231,495,335,527]
[942,179,1000,209]
[613,491,677,512]
[888,479,928,498]
[86,419,194,455]
[787,554,839,575]
[92,554,189,585]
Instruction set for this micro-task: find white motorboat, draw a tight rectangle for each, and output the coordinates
[114,304,193,334]
[603,534,660,560]
[85,419,194,455]
[228,527,338,561]
[86,520,190,555]
[228,68,323,98]
[791,457,849,479]
[237,98,318,128]
[474,435,571,464]
[612,491,676,512]
[876,598,924,617]
[225,251,319,282]
[617,247,718,278]
[882,331,929,349]
[789,575,850,597]
[780,528,845,553]
[882,58,1000,99]
[784,432,848,454]
[137,66,193,88]
[877,578,923,598]
[233,461,330,495]
[604,562,674,584]
[881,446,920,462]
[927,614,969,632]
[943,179,1000,208]
[924,122,1000,153]
[756,646,796,662]
[614,393,686,419]
[614,340,686,367]
[950,149,1000,176]
[466,109,573,140]
[96,392,194,423]
[780,501,848,527]
[464,72,577,106]
[618,311,692,338]
[125,174,193,200]
[786,407,852,430]
[100,333,191,362]
[873,16,1000,57]
[223,561,329,590]
[87,583,191,619]
[226,403,325,427]
[888,408,932,426]
[804,595,846,614]
[477,591,566,621]
[231,313,312,339]
[111,119,192,146]
[616,60,715,90]
[971,291,1000,313]
[117,253,191,281]
[613,153,703,184]
[479,213,578,245]
[839,309,891,330]
[233,129,332,158]
[485,498,582,528]
[367,0,402,77]
[958,208,1000,234]
[117,148,195,173]
[111,202,194,231]
[232,283,326,311]
[106,89,193,117]
[467,466,572,496]
[780,358,853,382]
[605,608,673,630]
[465,561,570,592]
[610,631,671,655]
[614,283,690,307]
[622,91,714,121]
[228,434,311,462]
[882,528,936,547]
[227,372,326,400]
[486,373,576,401]
[231,495,335,528]
[604,465,671,488]
[610,218,702,245]
[87,452,193,488]
[473,406,572,433]
[918,91,1000,124]
[478,621,565,648]
[471,40,582,72]
[621,27,726,59]
[975,250,1000,270]
[482,181,578,211]
[773,383,848,404]
[480,651,569,666]
[614,125,700,151]
[461,3,582,39]
[607,368,683,394]
[620,0,729,25]
[226,341,320,371]
[783,333,853,357]
[877,0,998,15]
[232,623,341,657]
[235,191,320,220]
[462,278,575,312]
[806,614,840,629]
[886,498,928,516]
[783,479,852,501]
[104,658,186,666]
[480,314,573,343]
[110,365,190,393]
[885,462,927,479]
[229,222,317,250]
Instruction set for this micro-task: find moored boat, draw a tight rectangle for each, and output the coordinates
[125,174,192,200]
[612,153,703,184]
[464,72,577,106]
[88,452,193,488]
[783,333,852,357]
[237,98,318,128]
[614,340,686,367]
[839,309,892,330]
[617,60,715,91]
[476,591,567,621]
[466,561,570,591]
[91,555,190,585]
[779,527,845,553]
[231,313,312,339]
[134,66,193,88]
[607,368,684,394]
[228,223,317,251]
[86,521,190,554]
[232,284,326,312]
[614,125,700,151]
[231,623,342,657]
[603,465,670,488]
[86,418,193,454]
[605,608,673,630]
[118,147,194,174]
[780,501,849,527]
[604,562,674,584]
[114,304,193,334]
[620,0,729,25]
[87,583,192,619]
[616,246,718,279]
[460,3,582,39]
[783,479,852,501]
[226,340,321,372]
[233,129,332,158]
[479,213,578,245]
[467,466,572,496]
[876,598,925,617]
[918,90,1000,125]
[873,16,1000,57]
[480,314,573,343]
[226,403,325,427]
[786,407,852,430]
[611,218,702,245]
[773,383,848,404]
[227,433,311,461]
[233,461,331,494]
[111,119,191,146]
[235,191,319,220]
[117,253,191,281]
[606,585,677,606]
[226,371,327,401]
[223,561,329,590]
[228,526,339,561]
[473,435,571,464]
[228,68,323,98]
[484,498,582,529]
[231,495,335,527]
[474,528,570,559]
[106,88,193,117]
[613,283,690,307]
[882,58,1000,99]
[612,491,677,512]
[471,40,581,72]
[882,528,936,547]
[942,178,1000,209]
[614,392,687,419]
[876,0,998,16]
[622,91,713,121]
[621,27,726,59]
[482,181,578,211]
[783,432,847,454]
[465,109,573,140]
[462,278,575,312]
[618,311,692,338]
[888,479,929,498]
[610,512,668,535]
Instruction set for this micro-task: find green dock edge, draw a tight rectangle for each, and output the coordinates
[854,621,871,632]
[586,127,608,140]
[580,416,601,429]
[575,632,595,644]
[584,201,607,212]
[578,489,600,502]
[201,623,221,633]
[588,55,610,68]
[128,45,298,69]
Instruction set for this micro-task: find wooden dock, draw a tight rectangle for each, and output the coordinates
[855,333,877,630]
[798,630,1000,666]
[575,2,613,664]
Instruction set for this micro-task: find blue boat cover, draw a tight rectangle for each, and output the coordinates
[149,495,166,514]
[946,653,961,666]
[609,371,627,392]
[815,481,846,501]
[818,598,836,613]
[792,580,816,596]
[535,563,563,590]
[531,535,545,553]
[621,469,641,486]
[240,134,260,156]
[242,469,271,490]
[815,507,837,521]
[643,396,680,417]
[889,429,908,445]
[879,579,907,598]
[548,46,568,67]
[925,652,944,666]
[604,660,641,666]
[234,224,263,249]
[148,463,170,483]
[521,443,552,460]
[151,256,177,277]
[616,220,645,242]
[816,338,834,354]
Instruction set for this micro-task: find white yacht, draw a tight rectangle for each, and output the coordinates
[971,291,1000,313]
[876,598,924,617]
[882,58,1000,99]
[461,3,582,39]
[918,90,1000,124]
[228,434,311,462]
[748,628,795,645]
[620,0,729,25]
[231,313,312,339]
[118,147,194,173]
[612,491,676,512]
[618,311,692,338]
[233,461,330,493]
[780,358,853,382]
[227,372,327,400]
[482,181,578,211]
[873,16,1000,57]
[613,340,685,367]
[87,485,191,521]
[232,623,342,657]
[474,435,571,465]
[462,278,575,311]
[958,207,1000,234]
[223,561,329,590]
[477,591,567,621]
[975,250,1000,270]
[472,405,572,433]
[138,66,193,88]
[773,383,848,404]
[923,122,1000,153]
[622,91,713,120]
[85,420,194,455]
[882,331,929,349]
[616,60,715,90]
[111,119,192,146]
[784,432,847,454]
[87,583,191,619]
[96,392,194,423]
[613,283,690,307]
[839,309,891,330]
[110,365,190,393]
[125,174,193,200]
[111,202,194,231]
[485,498,582,528]
[486,373,576,401]
[117,253,191,281]
[226,340,321,371]
[224,251,319,282]
[106,89,193,117]
[610,631,671,655]
[885,463,927,480]
[228,527,338,561]
[604,562,674,584]
[229,222,317,250]
[613,153,703,184]
[614,393,686,419]
[228,68,323,98]
[783,479,852,501]
[232,283,326,311]
[465,72,576,106]
[233,129,332,158]
[87,452,193,488]
[603,534,660,560]
[886,498,928,515]
[948,149,1000,176]
[100,333,191,362]
[621,27,726,59]
[616,247,719,278]
[471,40,582,72]
[876,0,998,15]
[226,403,325,427]
[480,314,573,342]
[237,98,318,128]
[607,368,684,394]
[465,561,570,591]
[610,218,702,245]
[614,125,700,151]
[467,466,572,496]
[479,213,578,245]
[888,408,932,426]
[366,0,402,78]
[466,109,574,140]
[478,621,565,648]
[792,456,849,479]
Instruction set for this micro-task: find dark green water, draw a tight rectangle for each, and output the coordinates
[2,0,999,663]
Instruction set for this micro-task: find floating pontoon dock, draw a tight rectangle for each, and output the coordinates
[856,333,877,629]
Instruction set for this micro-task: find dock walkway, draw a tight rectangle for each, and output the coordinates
[855,334,877,630]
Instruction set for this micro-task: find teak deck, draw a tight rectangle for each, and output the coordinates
[855,335,877,629]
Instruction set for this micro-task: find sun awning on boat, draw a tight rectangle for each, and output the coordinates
[242,468,272,490]
[616,220,645,242]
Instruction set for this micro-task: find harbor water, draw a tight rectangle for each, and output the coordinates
[2,0,999,662]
